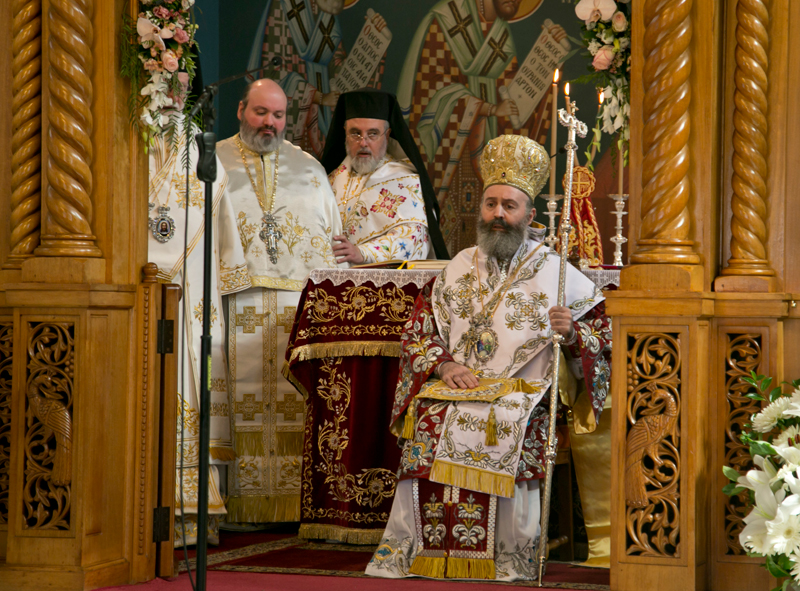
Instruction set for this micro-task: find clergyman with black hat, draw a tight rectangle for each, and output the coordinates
[320,89,449,264]
[364,135,612,582]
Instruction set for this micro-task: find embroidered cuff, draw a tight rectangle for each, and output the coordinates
[358,244,375,264]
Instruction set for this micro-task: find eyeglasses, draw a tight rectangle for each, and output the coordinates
[345,129,389,143]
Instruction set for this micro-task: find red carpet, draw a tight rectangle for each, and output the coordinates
[98,530,609,591]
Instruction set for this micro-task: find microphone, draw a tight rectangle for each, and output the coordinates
[550,147,567,160]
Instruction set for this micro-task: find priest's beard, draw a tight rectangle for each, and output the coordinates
[239,118,285,154]
[346,139,387,175]
[476,217,527,261]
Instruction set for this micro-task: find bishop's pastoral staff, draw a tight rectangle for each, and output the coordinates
[215,79,345,524]
[146,114,252,546]
[365,135,612,582]
[320,89,449,264]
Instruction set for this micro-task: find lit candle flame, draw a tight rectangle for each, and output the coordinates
[564,82,570,96]
[553,69,560,83]
[599,90,604,104]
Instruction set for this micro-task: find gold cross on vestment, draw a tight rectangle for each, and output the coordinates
[314,16,336,62]
[567,166,596,199]
[235,393,264,421]
[235,306,269,334]
[276,306,298,333]
[446,1,477,58]
[276,392,305,422]
[286,0,309,44]
[480,29,509,76]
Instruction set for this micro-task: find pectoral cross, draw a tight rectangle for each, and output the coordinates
[315,16,336,62]
[260,212,282,264]
[480,30,509,76]
[286,0,309,44]
[447,1,477,58]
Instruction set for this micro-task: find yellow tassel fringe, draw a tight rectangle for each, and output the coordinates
[276,431,304,457]
[298,523,385,545]
[289,341,402,363]
[209,446,236,461]
[225,494,300,523]
[234,431,264,457]
[485,406,498,446]
[429,460,515,498]
[402,399,418,439]
[446,557,496,580]
[409,555,446,578]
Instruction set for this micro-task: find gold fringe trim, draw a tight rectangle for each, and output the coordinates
[250,275,304,291]
[429,461,515,498]
[234,431,264,457]
[409,555,446,578]
[446,557,496,580]
[210,446,236,461]
[225,494,300,523]
[282,362,309,398]
[276,431,304,456]
[289,341,402,363]
[298,523,386,545]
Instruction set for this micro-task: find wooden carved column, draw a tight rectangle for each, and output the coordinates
[628,0,701,269]
[0,321,12,553]
[34,0,100,258]
[716,0,775,292]
[5,0,43,269]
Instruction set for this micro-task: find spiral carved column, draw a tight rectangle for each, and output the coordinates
[4,0,43,269]
[720,0,773,277]
[630,0,700,264]
[35,0,101,258]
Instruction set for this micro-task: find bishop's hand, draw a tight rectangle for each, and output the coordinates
[332,235,365,264]
[548,306,576,341]
[438,361,480,390]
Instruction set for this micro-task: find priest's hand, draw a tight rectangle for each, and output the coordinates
[438,361,480,390]
[333,235,365,264]
[548,306,576,341]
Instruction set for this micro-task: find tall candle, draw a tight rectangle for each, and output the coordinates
[564,82,571,115]
[549,69,559,196]
[618,140,624,196]
[589,90,604,163]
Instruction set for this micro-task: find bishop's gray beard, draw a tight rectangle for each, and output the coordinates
[476,218,527,261]
[346,139,385,175]
[239,118,285,153]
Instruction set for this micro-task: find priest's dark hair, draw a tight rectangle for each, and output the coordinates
[320,89,449,260]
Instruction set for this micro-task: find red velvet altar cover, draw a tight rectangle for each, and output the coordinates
[283,269,440,544]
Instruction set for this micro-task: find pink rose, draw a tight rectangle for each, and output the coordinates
[592,45,615,71]
[161,50,179,72]
[152,6,170,19]
[173,27,190,43]
[612,11,628,32]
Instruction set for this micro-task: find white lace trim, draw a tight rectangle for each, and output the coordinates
[303,268,441,290]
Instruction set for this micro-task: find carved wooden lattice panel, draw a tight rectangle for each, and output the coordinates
[625,332,681,558]
[22,322,74,530]
[0,322,12,525]
[723,333,762,555]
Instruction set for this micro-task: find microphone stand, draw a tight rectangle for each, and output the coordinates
[185,59,280,591]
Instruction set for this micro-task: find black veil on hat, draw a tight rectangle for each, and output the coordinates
[320,89,449,260]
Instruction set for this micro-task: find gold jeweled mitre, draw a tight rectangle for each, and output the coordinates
[480,135,550,202]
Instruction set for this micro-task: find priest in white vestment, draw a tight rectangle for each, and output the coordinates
[320,90,449,263]
[366,135,612,581]
[215,79,344,523]
[147,116,252,546]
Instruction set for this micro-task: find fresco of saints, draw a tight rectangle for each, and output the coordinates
[248,0,385,158]
[398,0,567,252]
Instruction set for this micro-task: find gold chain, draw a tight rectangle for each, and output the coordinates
[236,134,279,214]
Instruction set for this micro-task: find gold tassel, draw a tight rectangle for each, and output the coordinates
[402,398,418,439]
[485,405,498,446]
[445,557,496,580]
[409,555,446,578]
[209,446,236,461]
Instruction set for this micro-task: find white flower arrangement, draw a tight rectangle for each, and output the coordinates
[724,373,800,590]
[571,0,631,170]
[121,0,199,147]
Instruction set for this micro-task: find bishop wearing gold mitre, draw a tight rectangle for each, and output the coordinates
[365,135,612,582]
[215,79,344,524]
